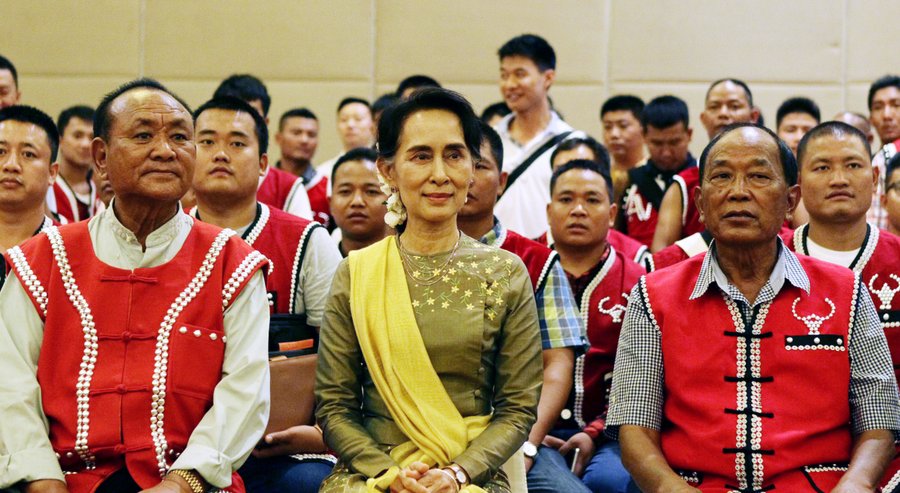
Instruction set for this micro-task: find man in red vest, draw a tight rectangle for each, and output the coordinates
[545,158,645,492]
[213,74,312,221]
[782,121,900,491]
[190,96,341,493]
[608,123,900,492]
[617,95,695,248]
[458,122,588,493]
[274,108,331,225]
[0,79,270,493]
[0,106,59,287]
[47,106,98,223]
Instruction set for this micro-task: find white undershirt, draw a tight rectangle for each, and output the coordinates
[806,236,860,269]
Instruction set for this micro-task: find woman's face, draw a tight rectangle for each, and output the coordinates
[379,109,474,228]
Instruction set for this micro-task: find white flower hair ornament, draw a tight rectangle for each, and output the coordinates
[377,170,407,228]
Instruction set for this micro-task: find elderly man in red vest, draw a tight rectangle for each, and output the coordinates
[0,79,270,493]
[608,123,900,492]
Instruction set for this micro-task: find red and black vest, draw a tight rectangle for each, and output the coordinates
[644,253,857,491]
[562,247,643,432]
[4,221,266,493]
[619,157,696,247]
[672,166,705,238]
[236,204,321,316]
[497,226,557,292]
[783,225,900,492]
[784,225,900,382]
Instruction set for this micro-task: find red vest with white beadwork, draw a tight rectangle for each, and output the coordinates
[645,253,856,492]
[563,247,643,430]
[6,221,266,493]
[499,228,557,292]
[244,204,320,315]
[785,225,900,383]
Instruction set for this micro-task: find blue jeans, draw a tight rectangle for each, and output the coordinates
[239,454,334,493]
[526,444,592,493]
[582,441,632,493]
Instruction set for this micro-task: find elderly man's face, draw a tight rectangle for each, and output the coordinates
[696,127,798,247]
[95,88,195,205]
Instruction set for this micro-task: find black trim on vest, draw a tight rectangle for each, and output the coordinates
[239,203,264,241]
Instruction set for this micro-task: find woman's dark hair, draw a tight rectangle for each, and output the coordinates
[376,88,481,163]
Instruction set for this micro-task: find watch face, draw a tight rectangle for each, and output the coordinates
[522,441,538,458]
[454,469,467,484]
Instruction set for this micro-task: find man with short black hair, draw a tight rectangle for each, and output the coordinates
[481,101,511,127]
[601,95,647,204]
[191,96,341,493]
[609,123,900,492]
[783,121,900,491]
[329,147,391,257]
[459,122,587,493]
[618,95,695,248]
[213,74,313,221]
[545,159,644,493]
[396,75,441,100]
[372,93,399,126]
[0,105,58,288]
[494,34,584,239]
[0,78,271,493]
[275,108,329,225]
[776,97,820,156]
[0,54,21,108]
[867,75,900,230]
[47,105,97,223]
[652,79,760,253]
[316,97,374,182]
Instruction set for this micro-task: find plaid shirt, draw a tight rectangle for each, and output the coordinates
[481,219,585,352]
[606,239,900,439]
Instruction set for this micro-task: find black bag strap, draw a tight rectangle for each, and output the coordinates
[501,131,572,198]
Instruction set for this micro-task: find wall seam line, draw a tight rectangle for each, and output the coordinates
[840,0,849,110]
[138,0,146,77]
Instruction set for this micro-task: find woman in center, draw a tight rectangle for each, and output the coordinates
[315,88,543,493]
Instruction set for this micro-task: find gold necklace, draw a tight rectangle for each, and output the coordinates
[396,232,461,285]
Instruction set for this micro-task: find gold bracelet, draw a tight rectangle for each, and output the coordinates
[166,469,205,493]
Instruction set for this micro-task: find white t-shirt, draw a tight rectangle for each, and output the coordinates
[493,111,583,239]
[806,236,861,269]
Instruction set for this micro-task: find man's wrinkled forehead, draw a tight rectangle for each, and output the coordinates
[109,88,191,127]
[708,127,779,167]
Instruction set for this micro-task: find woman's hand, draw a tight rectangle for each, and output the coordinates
[390,462,430,493]
[417,467,460,493]
[252,425,326,458]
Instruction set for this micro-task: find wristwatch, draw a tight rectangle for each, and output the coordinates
[521,441,538,459]
[443,463,469,489]
[167,469,205,493]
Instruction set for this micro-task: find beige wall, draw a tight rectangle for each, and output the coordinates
[2,0,898,160]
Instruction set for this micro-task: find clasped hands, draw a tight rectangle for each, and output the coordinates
[389,461,460,493]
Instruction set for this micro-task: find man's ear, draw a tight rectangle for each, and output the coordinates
[786,184,801,216]
[259,153,269,177]
[91,137,107,178]
[693,185,705,224]
[497,171,509,198]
